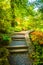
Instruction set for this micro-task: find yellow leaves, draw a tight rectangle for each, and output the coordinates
[14,26,22,32]
[39,41,43,44]
[31,31,43,36]
[16,17,21,22]
[21,21,29,30]
[15,17,22,25]
[31,35,37,41]
[0,0,10,10]
[30,31,43,45]
[3,3,10,10]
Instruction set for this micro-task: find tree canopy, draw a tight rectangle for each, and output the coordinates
[0,0,43,33]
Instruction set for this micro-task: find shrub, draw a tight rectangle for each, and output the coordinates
[21,21,29,30]
[0,34,11,46]
[29,31,43,65]
[0,47,10,65]
[30,31,43,45]
[14,26,22,32]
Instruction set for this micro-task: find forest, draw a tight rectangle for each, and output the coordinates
[0,0,43,65]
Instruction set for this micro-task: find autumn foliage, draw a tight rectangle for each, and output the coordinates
[29,31,43,65]
[30,31,43,44]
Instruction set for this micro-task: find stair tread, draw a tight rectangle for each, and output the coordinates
[12,38,25,41]
[12,36,25,38]
[9,49,28,52]
[5,45,28,48]
[14,31,27,35]
[9,40,26,46]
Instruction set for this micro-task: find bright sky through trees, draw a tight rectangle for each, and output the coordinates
[29,0,36,3]
[0,0,43,32]
[34,7,38,12]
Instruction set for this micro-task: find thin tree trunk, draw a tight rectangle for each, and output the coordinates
[10,0,15,27]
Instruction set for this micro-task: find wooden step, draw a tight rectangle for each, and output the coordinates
[12,37,25,39]
[11,35,25,39]
[5,45,28,49]
[14,33,25,35]
[12,38,25,41]
[14,31,27,35]
[13,30,34,35]
[9,49,28,53]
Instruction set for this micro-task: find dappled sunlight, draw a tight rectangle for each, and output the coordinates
[0,0,43,65]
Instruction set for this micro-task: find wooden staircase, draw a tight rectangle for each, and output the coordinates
[5,31,29,53]
[6,45,28,53]
[6,31,33,65]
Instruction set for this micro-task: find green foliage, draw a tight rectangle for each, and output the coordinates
[29,31,43,65]
[14,26,22,32]
[0,0,12,33]
[0,0,43,32]
[0,47,10,65]
[0,20,11,33]
[21,21,29,30]
[0,0,43,65]
[0,47,9,57]
[0,34,11,46]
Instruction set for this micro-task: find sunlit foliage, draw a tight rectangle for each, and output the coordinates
[29,31,43,65]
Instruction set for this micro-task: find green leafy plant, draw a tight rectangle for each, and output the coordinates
[14,26,22,32]
[29,31,43,65]
[0,34,11,46]
[0,47,10,65]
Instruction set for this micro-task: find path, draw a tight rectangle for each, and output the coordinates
[6,31,33,65]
